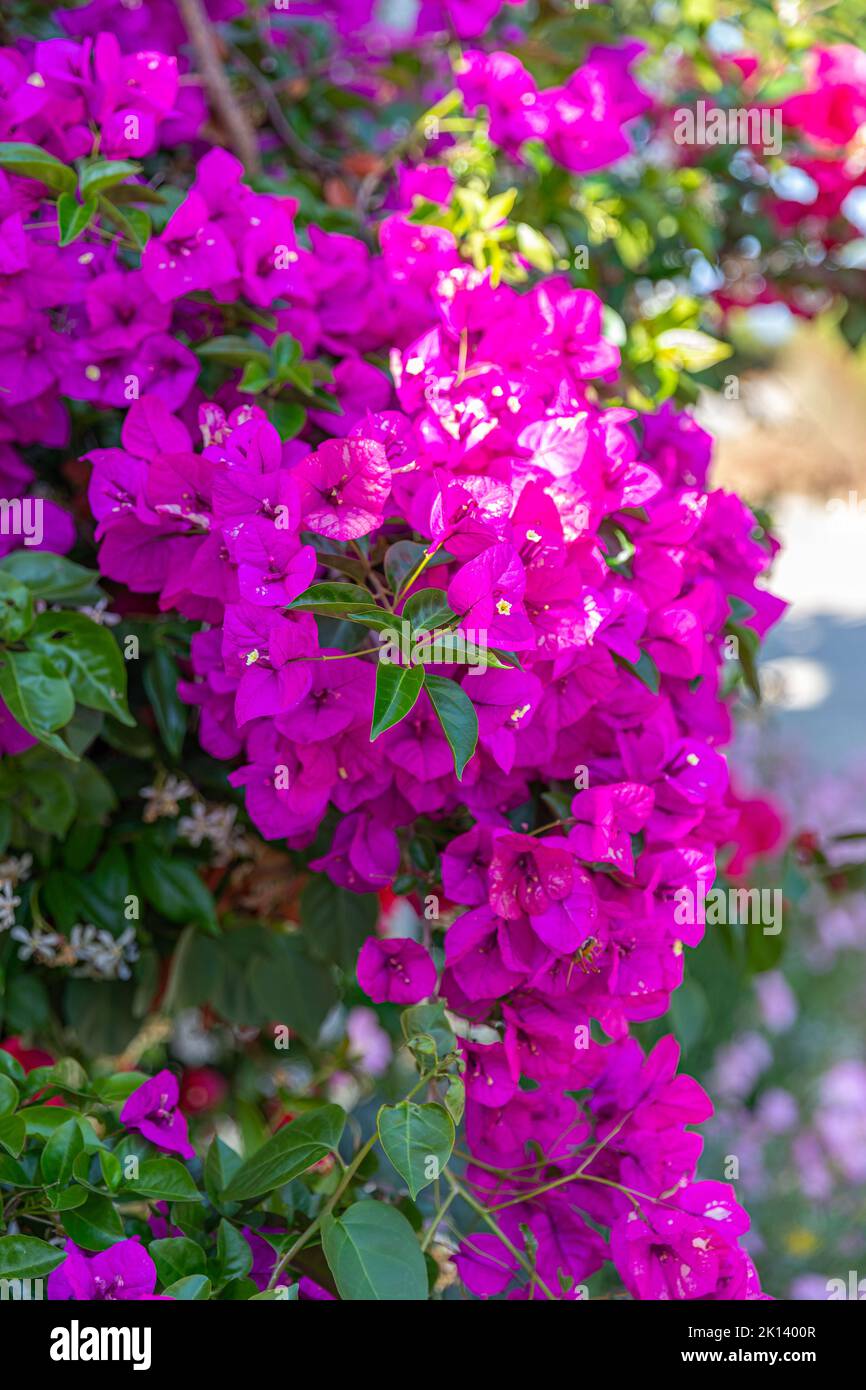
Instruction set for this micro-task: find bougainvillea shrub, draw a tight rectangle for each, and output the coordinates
[0,0,861,1302]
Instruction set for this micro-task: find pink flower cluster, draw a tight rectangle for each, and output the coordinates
[90,192,781,1293]
[0,31,207,449]
[0,3,793,1299]
[773,45,866,237]
[0,33,203,160]
[456,41,650,171]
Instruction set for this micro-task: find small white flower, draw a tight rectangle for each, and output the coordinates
[0,882,22,932]
[140,775,195,823]
[11,925,62,964]
[71,923,139,980]
[0,853,33,888]
[77,598,121,627]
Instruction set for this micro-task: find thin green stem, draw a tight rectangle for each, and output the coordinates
[420,1187,458,1253]
[444,1170,557,1301]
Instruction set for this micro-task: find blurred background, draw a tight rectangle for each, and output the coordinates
[675,322,866,1300]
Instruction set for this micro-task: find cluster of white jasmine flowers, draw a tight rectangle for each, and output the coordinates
[0,854,32,932]
[69,924,140,981]
[177,800,251,865]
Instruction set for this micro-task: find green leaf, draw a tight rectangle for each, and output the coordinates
[301,877,378,973]
[401,587,455,632]
[17,765,77,836]
[0,551,100,603]
[266,400,306,441]
[377,1102,455,1199]
[92,1072,149,1104]
[56,192,97,246]
[46,1185,89,1212]
[371,661,424,739]
[384,541,426,593]
[0,1235,66,1281]
[0,571,34,642]
[196,335,270,368]
[149,1237,206,1289]
[656,328,732,373]
[40,1118,84,1186]
[272,334,302,378]
[142,645,188,756]
[0,1050,25,1086]
[0,142,76,194]
[22,1106,92,1143]
[99,1149,122,1191]
[126,1158,202,1202]
[0,1114,25,1158]
[204,1137,243,1206]
[163,1274,211,1300]
[62,1194,125,1252]
[287,583,382,618]
[0,1074,18,1117]
[0,1153,31,1186]
[79,159,140,199]
[216,1220,253,1283]
[516,222,556,272]
[444,1076,465,1125]
[28,611,133,725]
[384,542,452,596]
[321,1200,427,1301]
[97,195,150,249]
[238,361,274,394]
[223,1105,345,1202]
[133,843,216,931]
[401,1000,456,1060]
[422,673,478,779]
[0,650,76,758]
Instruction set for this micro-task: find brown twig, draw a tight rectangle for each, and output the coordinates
[176,0,262,176]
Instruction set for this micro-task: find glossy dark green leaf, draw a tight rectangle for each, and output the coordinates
[223,1105,345,1201]
[0,551,100,603]
[401,587,455,632]
[0,1075,18,1117]
[62,1194,125,1252]
[0,650,76,758]
[216,1219,253,1283]
[321,1200,427,1301]
[142,645,188,756]
[28,611,133,725]
[0,142,76,193]
[0,1235,66,1281]
[371,660,424,739]
[40,1118,84,1186]
[149,1237,206,1289]
[422,673,478,779]
[56,192,97,245]
[162,1274,211,1300]
[78,159,140,199]
[377,1102,455,1199]
[0,570,33,642]
[0,1114,25,1159]
[133,843,216,931]
[126,1158,202,1203]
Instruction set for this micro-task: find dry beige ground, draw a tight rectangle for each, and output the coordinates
[700,328,866,506]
